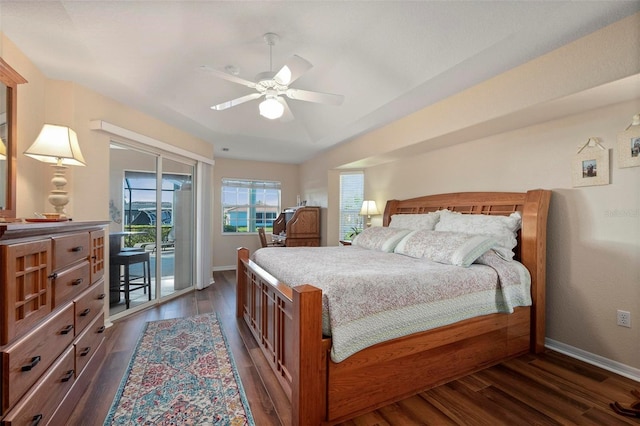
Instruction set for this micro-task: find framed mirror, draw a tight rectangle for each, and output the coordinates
[0,58,27,219]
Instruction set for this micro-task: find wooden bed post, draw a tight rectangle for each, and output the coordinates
[522,189,551,353]
[382,200,399,226]
[236,247,249,318]
[291,285,326,425]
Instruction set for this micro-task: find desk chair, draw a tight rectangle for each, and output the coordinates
[110,251,152,309]
[258,227,284,248]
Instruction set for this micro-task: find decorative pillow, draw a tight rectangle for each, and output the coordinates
[394,230,497,267]
[434,210,521,259]
[351,227,412,252]
[388,211,441,230]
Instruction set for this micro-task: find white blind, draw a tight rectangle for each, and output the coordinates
[339,173,364,240]
[221,178,281,190]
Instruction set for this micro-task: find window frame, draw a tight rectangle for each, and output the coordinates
[221,178,281,234]
[339,172,364,241]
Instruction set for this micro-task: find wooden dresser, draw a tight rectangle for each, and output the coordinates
[0,221,108,426]
[272,206,320,247]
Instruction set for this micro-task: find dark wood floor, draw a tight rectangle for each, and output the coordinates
[69,270,640,425]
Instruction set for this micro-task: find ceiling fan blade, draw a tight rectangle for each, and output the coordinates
[211,93,262,111]
[274,55,313,85]
[278,97,295,122]
[286,88,344,106]
[199,65,257,88]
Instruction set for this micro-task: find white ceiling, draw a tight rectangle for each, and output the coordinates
[1,1,638,164]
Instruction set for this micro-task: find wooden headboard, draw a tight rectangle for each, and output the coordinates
[382,189,551,352]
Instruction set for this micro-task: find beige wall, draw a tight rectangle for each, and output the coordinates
[212,158,300,268]
[299,14,640,371]
[2,34,213,222]
[301,13,640,244]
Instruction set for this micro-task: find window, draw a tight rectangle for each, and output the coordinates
[222,178,281,233]
[339,172,364,240]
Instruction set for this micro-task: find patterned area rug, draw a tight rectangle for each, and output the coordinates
[104,313,255,425]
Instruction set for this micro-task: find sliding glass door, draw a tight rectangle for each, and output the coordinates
[109,143,196,318]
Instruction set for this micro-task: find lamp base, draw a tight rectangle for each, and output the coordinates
[365,214,373,228]
[48,191,69,215]
[49,164,69,215]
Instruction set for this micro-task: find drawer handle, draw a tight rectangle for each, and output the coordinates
[71,246,84,252]
[72,278,84,286]
[80,347,91,357]
[61,369,74,382]
[31,414,43,426]
[80,308,91,317]
[98,293,106,300]
[97,326,106,333]
[48,272,58,280]
[60,324,74,335]
[21,356,41,372]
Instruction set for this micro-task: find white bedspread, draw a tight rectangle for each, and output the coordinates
[252,246,531,362]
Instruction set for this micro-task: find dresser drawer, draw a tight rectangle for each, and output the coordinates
[0,240,52,346]
[1,304,74,414]
[73,281,105,335]
[52,260,90,308]
[52,233,90,271]
[74,313,105,377]
[1,347,75,426]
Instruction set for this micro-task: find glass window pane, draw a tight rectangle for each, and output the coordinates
[221,179,281,233]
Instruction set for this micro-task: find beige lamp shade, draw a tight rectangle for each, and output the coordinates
[359,200,380,216]
[0,137,6,160]
[24,124,86,166]
[360,200,380,227]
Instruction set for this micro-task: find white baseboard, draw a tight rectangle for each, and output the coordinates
[213,265,236,272]
[546,338,640,383]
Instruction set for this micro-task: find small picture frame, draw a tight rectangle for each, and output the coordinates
[617,125,640,168]
[572,139,610,187]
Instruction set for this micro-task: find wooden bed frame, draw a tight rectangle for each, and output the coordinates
[236,190,551,425]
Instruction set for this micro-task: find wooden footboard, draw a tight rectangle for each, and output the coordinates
[237,248,329,423]
[236,189,551,425]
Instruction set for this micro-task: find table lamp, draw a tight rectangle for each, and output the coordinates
[360,200,380,228]
[0,137,6,160]
[24,124,86,216]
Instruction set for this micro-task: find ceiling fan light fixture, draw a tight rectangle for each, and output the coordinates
[205,32,342,121]
[259,97,284,119]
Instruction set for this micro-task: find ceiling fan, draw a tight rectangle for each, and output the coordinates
[201,33,344,120]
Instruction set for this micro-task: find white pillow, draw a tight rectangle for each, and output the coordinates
[394,230,497,267]
[388,211,441,230]
[352,227,412,252]
[434,210,521,259]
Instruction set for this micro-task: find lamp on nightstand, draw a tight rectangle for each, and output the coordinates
[24,124,86,216]
[360,200,380,228]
